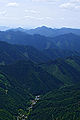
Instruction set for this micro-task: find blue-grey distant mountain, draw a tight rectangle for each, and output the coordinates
[0,30,80,52]
[2,26,80,37]
[42,48,79,60]
[0,30,57,50]
[52,33,80,51]
[0,30,80,53]
[23,26,80,37]
[9,27,26,32]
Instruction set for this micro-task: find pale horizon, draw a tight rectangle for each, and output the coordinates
[0,0,80,29]
[0,25,80,30]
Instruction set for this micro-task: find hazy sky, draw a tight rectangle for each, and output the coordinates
[0,0,80,28]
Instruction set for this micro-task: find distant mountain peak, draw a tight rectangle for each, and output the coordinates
[35,26,53,30]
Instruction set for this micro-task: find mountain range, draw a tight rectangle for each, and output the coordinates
[0,31,56,50]
[0,41,50,64]
[0,29,80,52]
[29,56,80,120]
[0,27,80,120]
[0,41,79,65]
[9,26,80,37]
[0,59,63,120]
[29,83,80,120]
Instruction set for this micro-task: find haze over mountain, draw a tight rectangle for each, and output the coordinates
[52,33,80,51]
[9,26,80,37]
[0,29,80,52]
[1,26,80,37]
[25,26,80,37]
[0,26,10,31]
[0,30,56,50]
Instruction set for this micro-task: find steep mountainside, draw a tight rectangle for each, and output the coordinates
[29,84,80,120]
[52,33,80,51]
[42,48,79,60]
[0,41,79,65]
[41,56,80,85]
[0,29,80,120]
[0,60,63,95]
[0,41,50,64]
[0,60,63,120]
[0,72,33,120]
[1,56,80,120]
[0,31,56,50]
[0,31,80,52]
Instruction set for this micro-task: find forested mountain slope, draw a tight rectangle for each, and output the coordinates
[0,60,63,95]
[0,41,50,64]
[41,56,80,85]
[0,72,33,120]
[29,84,80,120]
[0,31,56,50]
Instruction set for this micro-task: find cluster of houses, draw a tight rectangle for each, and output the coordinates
[17,95,40,120]
[28,95,40,110]
[17,115,27,120]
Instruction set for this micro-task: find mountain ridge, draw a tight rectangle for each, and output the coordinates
[9,26,80,37]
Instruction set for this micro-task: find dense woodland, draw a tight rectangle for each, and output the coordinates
[0,27,80,120]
